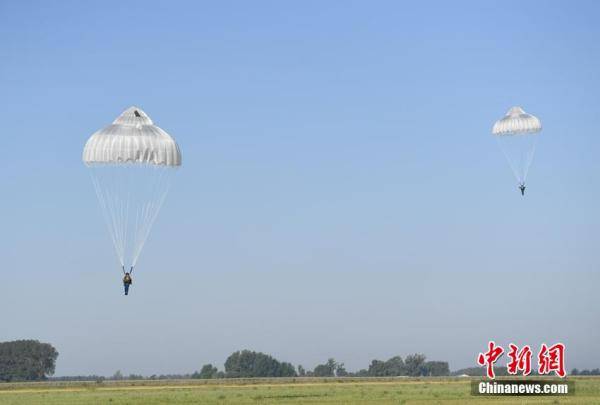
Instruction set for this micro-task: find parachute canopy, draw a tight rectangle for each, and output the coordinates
[492,106,541,190]
[83,107,181,271]
[83,106,181,167]
[492,106,542,136]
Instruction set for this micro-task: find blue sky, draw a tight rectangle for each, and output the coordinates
[1,0,599,376]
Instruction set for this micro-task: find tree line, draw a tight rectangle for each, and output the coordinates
[21,341,600,381]
[191,350,450,379]
[0,341,451,382]
[571,368,600,376]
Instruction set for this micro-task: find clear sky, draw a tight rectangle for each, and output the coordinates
[1,0,599,376]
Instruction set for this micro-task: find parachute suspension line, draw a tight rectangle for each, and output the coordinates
[521,136,539,184]
[90,164,175,271]
[498,143,520,184]
[91,172,125,267]
[131,167,173,267]
[496,134,539,186]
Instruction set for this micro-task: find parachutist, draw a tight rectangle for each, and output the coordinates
[123,272,132,295]
[492,107,541,199]
[83,107,181,295]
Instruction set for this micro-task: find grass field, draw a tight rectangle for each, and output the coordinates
[0,377,599,404]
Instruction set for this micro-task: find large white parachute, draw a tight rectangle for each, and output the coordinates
[83,107,181,271]
[492,107,541,193]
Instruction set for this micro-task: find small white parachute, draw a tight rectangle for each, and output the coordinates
[492,107,541,194]
[83,107,181,272]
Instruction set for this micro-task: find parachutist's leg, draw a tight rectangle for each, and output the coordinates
[124,283,129,295]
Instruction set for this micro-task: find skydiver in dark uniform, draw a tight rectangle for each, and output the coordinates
[519,184,526,196]
[122,266,133,295]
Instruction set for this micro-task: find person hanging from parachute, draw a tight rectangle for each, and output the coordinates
[123,267,133,295]
[492,106,542,196]
[83,107,181,295]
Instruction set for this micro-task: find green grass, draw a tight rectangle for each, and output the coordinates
[0,377,598,404]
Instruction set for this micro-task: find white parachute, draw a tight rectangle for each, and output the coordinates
[83,107,181,272]
[492,106,541,195]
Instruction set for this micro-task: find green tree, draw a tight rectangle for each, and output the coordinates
[422,361,449,376]
[384,356,405,376]
[353,369,369,377]
[368,359,387,376]
[297,365,306,376]
[279,362,296,377]
[313,358,337,377]
[0,340,59,382]
[193,364,219,379]
[405,354,427,376]
[367,356,405,376]
[335,362,348,377]
[224,350,297,378]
